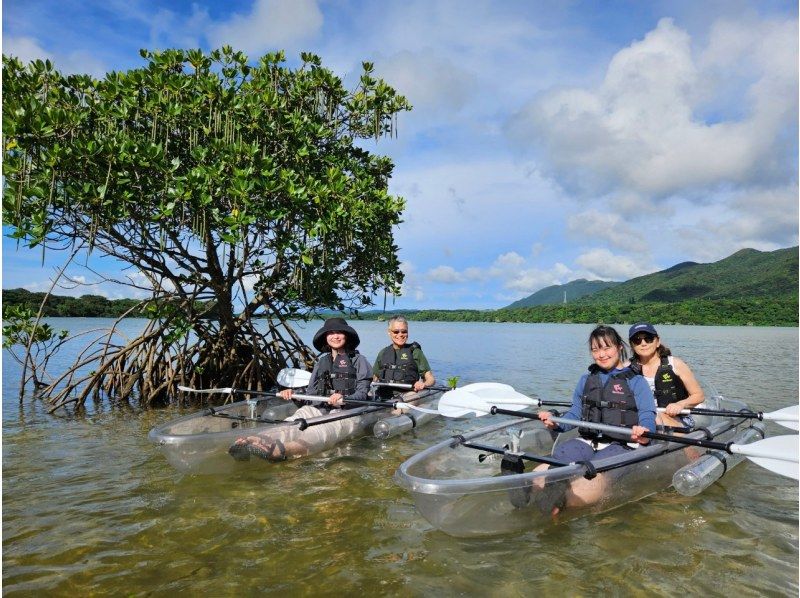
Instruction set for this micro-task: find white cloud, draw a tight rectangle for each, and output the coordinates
[206,0,323,56]
[3,35,107,77]
[422,252,582,299]
[398,261,425,301]
[3,36,51,63]
[566,209,641,250]
[506,16,798,199]
[574,248,653,280]
[426,265,464,284]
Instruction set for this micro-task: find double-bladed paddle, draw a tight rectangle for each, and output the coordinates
[547,416,799,480]
[437,385,800,431]
[434,386,799,480]
[665,404,799,430]
[371,381,455,392]
[176,385,441,414]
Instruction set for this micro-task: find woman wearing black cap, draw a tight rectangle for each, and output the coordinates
[628,322,704,429]
[229,317,372,461]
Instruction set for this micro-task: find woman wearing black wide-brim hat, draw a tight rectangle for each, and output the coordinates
[228,317,373,462]
[311,317,361,352]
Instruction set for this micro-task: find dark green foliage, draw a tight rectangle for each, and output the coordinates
[356,298,797,326]
[580,247,798,304]
[2,288,143,318]
[2,48,411,406]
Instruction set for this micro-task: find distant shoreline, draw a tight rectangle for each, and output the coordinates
[4,288,796,327]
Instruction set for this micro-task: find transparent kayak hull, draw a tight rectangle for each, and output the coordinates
[394,396,758,537]
[150,389,441,474]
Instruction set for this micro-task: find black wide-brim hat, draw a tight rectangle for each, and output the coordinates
[312,317,360,352]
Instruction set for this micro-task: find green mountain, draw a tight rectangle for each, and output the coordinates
[505,279,620,308]
[579,246,798,304]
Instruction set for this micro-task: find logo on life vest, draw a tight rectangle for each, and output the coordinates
[337,358,348,367]
[612,383,625,394]
[400,353,409,360]
[661,373,673,382]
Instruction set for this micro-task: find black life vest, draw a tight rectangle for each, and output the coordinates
[579,365,639,442]
[653,356,688,408]
[314,351,359,397]
[630,356,688,408]
[377,342,421,385]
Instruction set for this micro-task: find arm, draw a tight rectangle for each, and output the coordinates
[664,357,705,415]
[630,375,657,443]
[539,375,586,432]
[413,348,435,391]
[348,354,373,402]
[371,349,383,381]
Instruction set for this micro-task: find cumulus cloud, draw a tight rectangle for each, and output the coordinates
[423,252,582,299]
[574,248,653,280]
[427,265,464,284]
[206,0,323,56]
[506,17,798,199]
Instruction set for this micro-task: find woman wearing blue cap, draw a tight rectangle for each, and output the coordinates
[627,322,704,429]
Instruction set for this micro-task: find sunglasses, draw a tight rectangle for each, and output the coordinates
[631,334,657,345]
[390,329,408,335]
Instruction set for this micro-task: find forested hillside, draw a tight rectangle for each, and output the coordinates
[580,247,798,304]
[505,279,619,308]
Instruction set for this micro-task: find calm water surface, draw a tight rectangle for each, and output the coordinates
[3,320,798,595]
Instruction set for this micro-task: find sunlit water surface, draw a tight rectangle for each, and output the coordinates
[3,320,798,595]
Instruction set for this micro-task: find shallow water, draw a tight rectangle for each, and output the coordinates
[3,320,798,595]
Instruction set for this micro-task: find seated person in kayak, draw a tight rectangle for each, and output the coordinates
[229,317,372,462]
[535,325,657,512]
[372,315,435,398]
[628,322,704,429]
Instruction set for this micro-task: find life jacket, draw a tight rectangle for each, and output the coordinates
[314,351,359,397]
[630,356,688,408]
[652,356,688,408]
[579,365,639,442]
[376,342,421,385]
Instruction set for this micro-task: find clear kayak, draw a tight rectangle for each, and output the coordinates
[394,396,763,537]
[150,389,441,474]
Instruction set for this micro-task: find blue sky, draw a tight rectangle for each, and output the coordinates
[3,0,798,309]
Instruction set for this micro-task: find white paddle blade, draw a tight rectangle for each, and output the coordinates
[731,435,799,480]
[763,405,800,431]
[277,368,312,388]
[458,382,516,394]
[457,383,540,407]
[437,388,534,418]
[437,389,494,418]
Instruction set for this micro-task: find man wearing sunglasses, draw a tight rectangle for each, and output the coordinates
[373,315,435,396]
